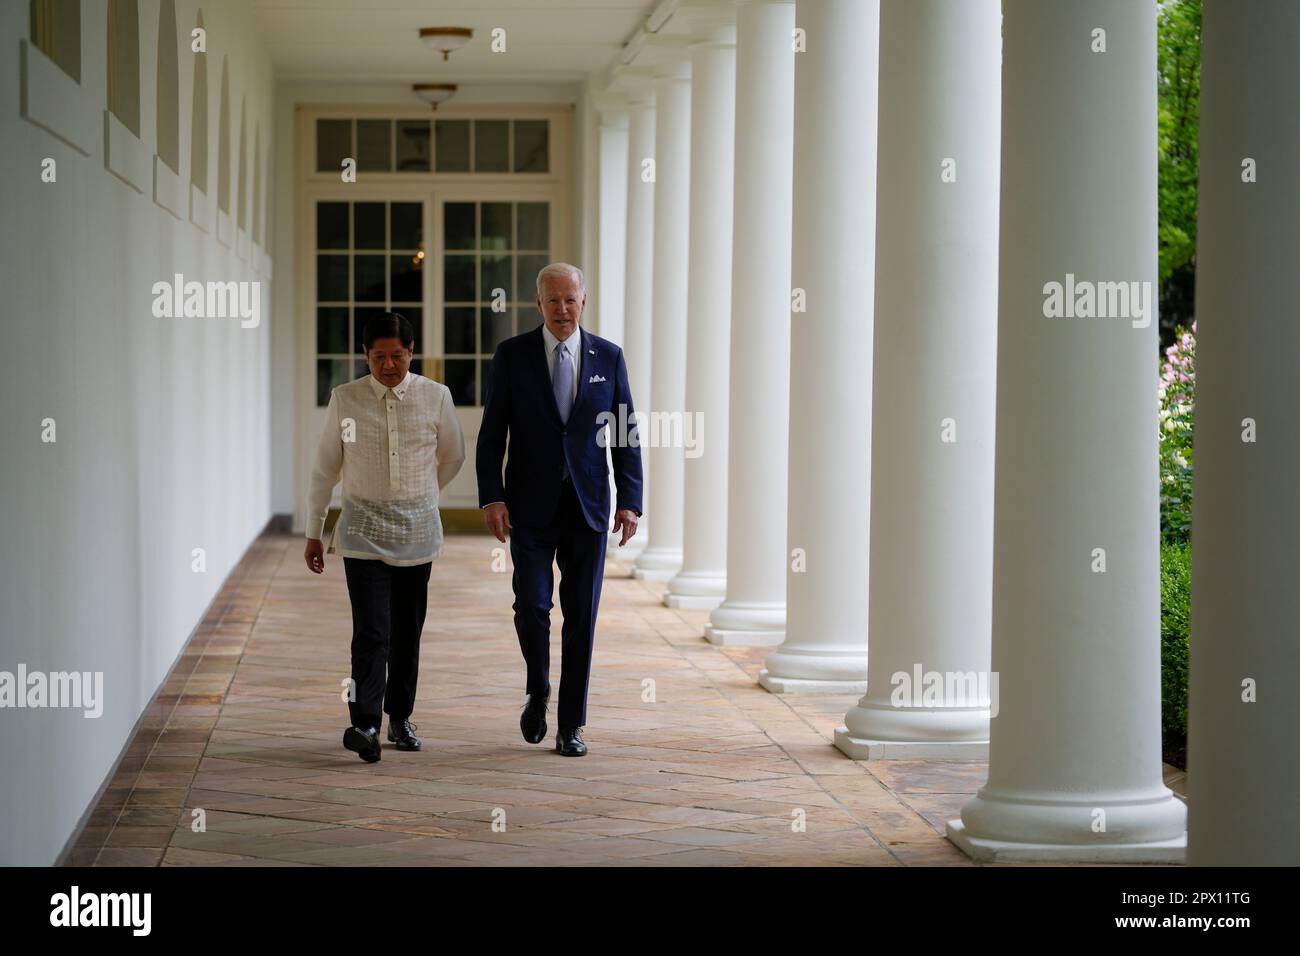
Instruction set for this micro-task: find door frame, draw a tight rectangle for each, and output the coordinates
[292,102,573,533]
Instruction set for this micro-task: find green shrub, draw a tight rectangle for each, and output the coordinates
[1160,539,1191,769]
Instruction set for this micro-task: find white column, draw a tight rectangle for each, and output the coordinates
[1187,0,1300,866]
[835,0,999,759]
[614,70,656,561]
[593,91,634,554]
[758,0,877,694]
[633,40,692,580]
[705,0,795,646]
[947,0,1186,863]
[665,3,737,610]
[593,94,629,348]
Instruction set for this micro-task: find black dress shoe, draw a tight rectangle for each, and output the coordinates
[343,725,381,763]
[387,718,421,751]
[556,725,587,757]
[520,692,549,744]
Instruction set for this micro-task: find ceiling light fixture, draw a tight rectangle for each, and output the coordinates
[412,83,458,110]
[419,27,473,61]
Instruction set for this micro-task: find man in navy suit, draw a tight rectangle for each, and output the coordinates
[476,262,644,756]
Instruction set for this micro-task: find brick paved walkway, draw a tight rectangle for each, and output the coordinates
[66,531,1185,866]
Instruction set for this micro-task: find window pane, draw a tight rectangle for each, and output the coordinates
[398,308,421,351]
[317,306,350,353]
[317,358,350,405]
[409,357,423,377]
[316,119,351,173]
[444,202,475,250]
[354,202,385,250]
[396,119,431,171]
[444,359,476,407]
[516,202,549,251]
[316,202,348,249]
[356,119,391,171]
[517,254,550,302]
[391,202,422,250]
[481,306,512,354]
[513,119,549,172]
[518,304,542,333]
[354,254,386,301]
[474,119,509,172]
[317,254,349,302]
[482,254,511,305]
[391,253,422,302]
[354,358,370,379]
[444,307,476,355]
[480,202,511,251]
[354,306,387,353]
[443,254,476,302]
[435,119,470,172]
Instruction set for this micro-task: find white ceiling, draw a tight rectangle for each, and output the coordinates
[252,0,661,85]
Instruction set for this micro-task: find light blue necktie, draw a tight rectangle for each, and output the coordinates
[554,341,573,423]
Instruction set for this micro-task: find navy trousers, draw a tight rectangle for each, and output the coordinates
[342,556,432,730]
[509,478,608,728]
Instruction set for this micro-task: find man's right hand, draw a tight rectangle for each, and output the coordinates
[484,502,512,543]
[305,538,325,574]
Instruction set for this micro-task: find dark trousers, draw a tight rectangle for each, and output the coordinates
[342,556,432,730]
[509,479,608,728]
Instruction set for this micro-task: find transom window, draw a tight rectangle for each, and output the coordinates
[315,118,549,174]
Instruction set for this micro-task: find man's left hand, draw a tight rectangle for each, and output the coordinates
[612,509,639,547]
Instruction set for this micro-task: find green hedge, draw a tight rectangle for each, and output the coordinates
[1160,539,1191,769]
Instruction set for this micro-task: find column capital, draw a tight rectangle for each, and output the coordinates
[675,0,738,46]
[637,34,694,80]
[609,65,659,106]
[591,90,630,124]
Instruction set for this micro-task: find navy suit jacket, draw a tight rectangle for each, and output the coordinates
[476,325,644,532]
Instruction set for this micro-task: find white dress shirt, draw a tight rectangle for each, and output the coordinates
[541,323,583,404]
[307,370,465,566]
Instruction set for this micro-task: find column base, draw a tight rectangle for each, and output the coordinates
[946,820,1186,864]
[608,533,647,559]
[758,670,868,695]
[703,623,785,646]
[833,729,989,760]
[946,786,1188,863]
[632,567,676,581]
[664,593,724,609]
[633,546,682,578]
[664,569,726,608]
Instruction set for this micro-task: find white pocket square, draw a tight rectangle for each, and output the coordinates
[588,374,607,383]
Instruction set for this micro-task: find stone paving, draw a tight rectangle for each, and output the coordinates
[65,531,1185,867]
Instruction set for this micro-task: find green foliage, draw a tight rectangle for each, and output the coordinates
[1159,540,1191,768]
[1157,0,1201,284]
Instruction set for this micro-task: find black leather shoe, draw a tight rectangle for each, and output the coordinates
[387,718,421,751]
[520,692,549,744]
[556,725,587,757]
[343,725,381,763]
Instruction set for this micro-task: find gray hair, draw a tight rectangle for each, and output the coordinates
[536,262,586,296]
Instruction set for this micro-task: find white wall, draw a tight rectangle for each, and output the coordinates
[0,0,276,865]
